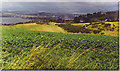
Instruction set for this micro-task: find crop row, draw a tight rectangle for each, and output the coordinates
[2,28,119,69]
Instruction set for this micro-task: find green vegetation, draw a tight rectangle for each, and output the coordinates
[58,24,92,33]
[3,21,119,36]
[1,10,119,70]
[73,11,119,23]
[2,27,119,70]
[57,22,119,36]
[3,23,67,33]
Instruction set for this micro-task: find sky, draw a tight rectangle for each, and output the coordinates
[0,0,119,14]
[0,0,119,2]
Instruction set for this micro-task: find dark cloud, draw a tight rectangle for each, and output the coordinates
[2,2,118,14]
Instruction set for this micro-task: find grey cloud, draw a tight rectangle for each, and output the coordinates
[2,2,118,14]
[0,2,2,11]
[2,0,119,2]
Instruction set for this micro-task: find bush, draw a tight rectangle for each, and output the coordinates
[110,28,114,31]
[101,33,105,35]
[36,21,49,25]
[98,28,105,31]
[93,30,101,34]
[91,24,98,28]
[104,23,111,27]
[99,21,105,25]
[85,24,90,27]
[58,24,92,33]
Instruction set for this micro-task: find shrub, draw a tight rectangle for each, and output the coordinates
[101,33,105,35]
[98,28,105,31]
[85,24,90,27]
[91,24,98,28]
[110,28,114,31]
[99,21,105,25]
[104,23,111,27]
[58,24,92,33]
[93,30,101,34]
[36,21,49,25]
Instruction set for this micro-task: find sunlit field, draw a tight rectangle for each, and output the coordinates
[2,22,119,69]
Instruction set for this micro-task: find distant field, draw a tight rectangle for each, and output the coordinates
[3,23,67,33]
[3,22,119,36]
[105,22,119,26]
[58,22,119,36]
[2,28,119,69]
[72,22,119,26]
[71,23,90,26]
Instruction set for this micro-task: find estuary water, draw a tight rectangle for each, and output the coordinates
[0,17,30,24]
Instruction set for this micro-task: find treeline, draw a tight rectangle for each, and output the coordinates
[21,10,119,24]
[41,11,119,23]
[73,11,119,23]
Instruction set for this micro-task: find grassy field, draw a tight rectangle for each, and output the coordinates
[4,22,119,36]
[105,22,119,26]
[2,26,119,70]
[58,22,119,36]
[71,22,118,26]
[71,23,90,26]
[3,22,119,36]
[3,23,67,33]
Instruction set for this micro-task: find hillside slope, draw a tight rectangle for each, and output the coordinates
[2,28,119,69]
[3,23,67,33]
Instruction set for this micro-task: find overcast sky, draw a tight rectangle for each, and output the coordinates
[0,0,119,14]
[1,2,118,14]
[1,0,119,2]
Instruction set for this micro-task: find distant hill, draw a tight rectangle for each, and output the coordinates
[2,10,118,23]
[28,12,81,20]
[73,10,119,23]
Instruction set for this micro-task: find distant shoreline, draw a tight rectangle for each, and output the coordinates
[1,21,33,25]
[1,17,31,25]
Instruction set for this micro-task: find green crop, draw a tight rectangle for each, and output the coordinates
[2,28,119,70]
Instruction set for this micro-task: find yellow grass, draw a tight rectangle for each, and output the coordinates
[48,22,66,25]
[71,22,119,26]
[102,31,119,36]
[4,23,67,33]
[105,22,119,26]
[2,22,119,36]
[71,22,119,36]
[71,23,90,26]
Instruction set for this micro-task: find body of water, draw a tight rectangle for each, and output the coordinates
[0,17,30,24]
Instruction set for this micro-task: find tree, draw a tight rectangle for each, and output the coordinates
[73,17,80,23]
